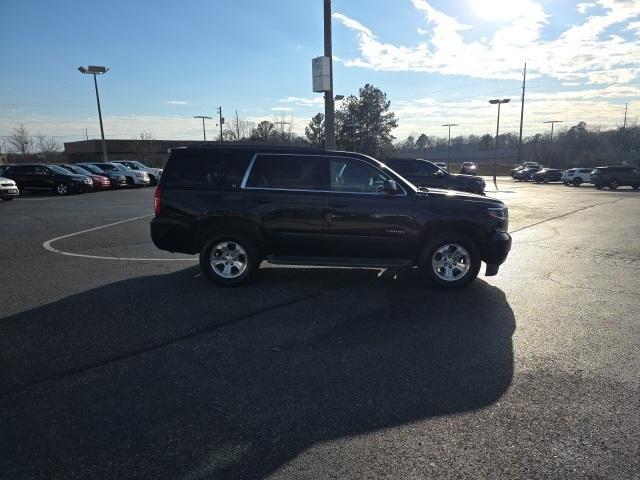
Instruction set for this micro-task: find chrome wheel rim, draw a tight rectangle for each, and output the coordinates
[431,243,471,282]
[57,184,67,195]
[210,241,248,279]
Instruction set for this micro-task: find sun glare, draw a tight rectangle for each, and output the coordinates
[469,0,529,22]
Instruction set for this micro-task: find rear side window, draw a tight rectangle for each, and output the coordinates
[246,154,322,190]
[386,160,413,175]
[163,150,251,189]
[7,165,34,173]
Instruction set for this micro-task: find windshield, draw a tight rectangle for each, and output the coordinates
[71,166,92,175]
[82,164,103,174]
[49,165,72,175]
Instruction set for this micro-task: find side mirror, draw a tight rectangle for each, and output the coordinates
[382,179,398,195]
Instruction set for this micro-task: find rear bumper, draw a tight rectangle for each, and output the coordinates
[151,216,197,254]
[483,230,512,276]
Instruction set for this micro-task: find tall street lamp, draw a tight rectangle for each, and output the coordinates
[442,123,459,171]
[78,65,109,162]
[194,116,212,142]
[543,120,563,168]
[489,98,510,189]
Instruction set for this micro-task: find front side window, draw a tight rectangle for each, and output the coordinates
[329,157,391,193]
[246,154,322,190]
[415,161,440,176]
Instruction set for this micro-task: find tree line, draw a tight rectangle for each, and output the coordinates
[3,84,638,168]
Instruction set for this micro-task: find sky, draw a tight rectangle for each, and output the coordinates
[0,0,639,145]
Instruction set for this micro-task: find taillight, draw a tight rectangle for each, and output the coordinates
[154,186,162,215]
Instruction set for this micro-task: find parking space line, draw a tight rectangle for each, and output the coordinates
[42,214,197,262]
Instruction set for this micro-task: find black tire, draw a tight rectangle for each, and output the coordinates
[542,177,550,184]
[1,197,13,201]
[572,178,582,187]
[55,183,69,196]
[608,179,619,190]
[419,232,481,288]
[633,185,639,190]
[595,184,602,189]
[199,233,259,287]
[125,176,134,187]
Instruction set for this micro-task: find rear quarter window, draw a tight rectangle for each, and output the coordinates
[162,150,251,189]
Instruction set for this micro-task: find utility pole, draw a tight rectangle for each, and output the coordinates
[236,110,240,140]
[323,0,336,150]
[346,123,360,152]
[442,123,459,171]
[489,98,511,189]
[517,62,526,164]
[217,106,224,143]
[85,128,88,140]
[624,103,628,128]
[543,120,563,168]
[274,119,291,143]
[194,115,212,141]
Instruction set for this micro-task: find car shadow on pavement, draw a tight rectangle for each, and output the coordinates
[1,266,515,479]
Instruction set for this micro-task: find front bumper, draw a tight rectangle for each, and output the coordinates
[483,230,512,276]
[0,186,19,197]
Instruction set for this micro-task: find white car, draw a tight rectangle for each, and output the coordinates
[0,176,19,201]
[88,162,150,187]
[562,168,593,187]
[111,160,162,186]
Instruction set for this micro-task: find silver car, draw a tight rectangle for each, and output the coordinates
[111,160,162,186]
[0,176,19,201]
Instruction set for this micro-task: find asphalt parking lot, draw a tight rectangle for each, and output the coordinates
[1,179,639,479]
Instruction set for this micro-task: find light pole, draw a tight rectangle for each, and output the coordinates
[194,116,212,142]
[543,120,562,168]
[217,106,224,144]
[323,0,336,150]
[442,123,459,171]
[78,65,109,162]
[489,98,511,189]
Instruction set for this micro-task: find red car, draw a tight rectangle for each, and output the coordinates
[61,164,111,190]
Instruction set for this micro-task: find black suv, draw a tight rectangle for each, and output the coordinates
[1,163,93,195]
[152,146,511,288]
[590,166,640,190]
[383,158,485,194]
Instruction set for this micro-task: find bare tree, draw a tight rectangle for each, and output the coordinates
[130,132,157,164]
[8,124,31,158]
[34,133,61,162]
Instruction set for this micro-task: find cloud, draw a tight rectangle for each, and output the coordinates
[577,2,596,13]
[334,0,640,84]
[164,100,189,105]
[271,107,292,111]
[278,96,324,107]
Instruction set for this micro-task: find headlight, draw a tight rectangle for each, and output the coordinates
[134,172,143,177]
[488,207,508,219]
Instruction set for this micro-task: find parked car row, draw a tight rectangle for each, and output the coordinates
[0,160,162,197]
[510,164,640,190]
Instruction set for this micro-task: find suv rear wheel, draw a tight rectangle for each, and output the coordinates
[572,178,582,187]
[420,233,481,288]
[608,179,619,190]
[199,233,259,286]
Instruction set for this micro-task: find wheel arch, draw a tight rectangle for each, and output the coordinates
[417,221,486,262]
[195,216,266,253]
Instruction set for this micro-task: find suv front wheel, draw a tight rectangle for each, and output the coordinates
[420,233,481,288]
[199,233,259,286]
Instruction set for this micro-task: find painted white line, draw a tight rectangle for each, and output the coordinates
[42,214,197,262]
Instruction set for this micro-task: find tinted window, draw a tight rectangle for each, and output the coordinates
[386,160,414,175]
[7,165,35,174]
[329,157,391,193]
[415,161,440,175]
[48,165,71,175]
[164,150,251,189]
[93,163,117,171]
[81,164,104,174]
[579,169,591,173]
[247,154,322,190]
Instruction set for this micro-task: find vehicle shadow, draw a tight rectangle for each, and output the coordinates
[1,266,515,479]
